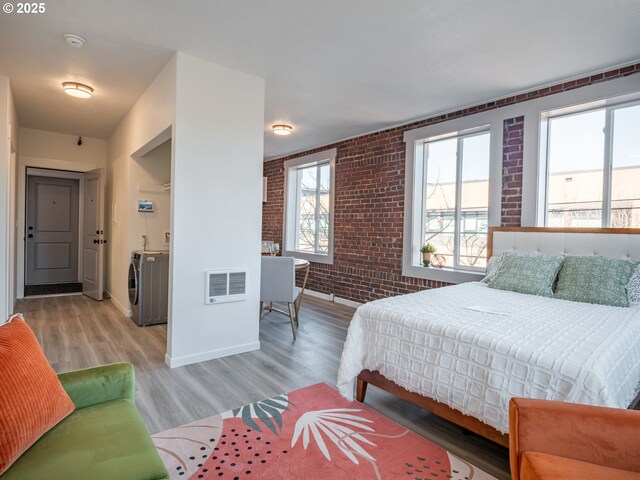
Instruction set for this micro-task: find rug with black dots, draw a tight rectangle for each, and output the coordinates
[152,383,496,480]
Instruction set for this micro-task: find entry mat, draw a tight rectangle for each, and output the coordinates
[24,282,82,296]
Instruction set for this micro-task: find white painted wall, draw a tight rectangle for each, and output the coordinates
[166,53,265,367]
[19,128,107,167]
[106,55,176,316]
[105,52,264,367]
[131,139,171,252]
[0,77,19,318]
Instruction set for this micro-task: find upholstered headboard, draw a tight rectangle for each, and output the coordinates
[488,227,640,261]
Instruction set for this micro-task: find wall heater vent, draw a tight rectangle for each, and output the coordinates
[205,270,247,304]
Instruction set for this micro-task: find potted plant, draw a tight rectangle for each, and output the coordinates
[420,242,436,267]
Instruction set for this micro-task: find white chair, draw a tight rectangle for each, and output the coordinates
[260,256,301,339]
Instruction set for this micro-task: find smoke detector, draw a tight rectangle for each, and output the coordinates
[64,33,86,48]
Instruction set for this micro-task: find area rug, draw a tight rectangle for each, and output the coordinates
[152,383,497,480]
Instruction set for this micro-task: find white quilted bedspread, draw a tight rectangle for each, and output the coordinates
[337,282,640,433]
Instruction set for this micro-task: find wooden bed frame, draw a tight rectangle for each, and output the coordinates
[356,226,640,448]
[357,369,510,447]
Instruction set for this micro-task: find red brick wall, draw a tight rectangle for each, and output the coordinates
[263,63,640,304]
[502,116,525,226]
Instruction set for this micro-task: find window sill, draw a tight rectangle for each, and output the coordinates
[282,250,333,265]
[402,264,485,284]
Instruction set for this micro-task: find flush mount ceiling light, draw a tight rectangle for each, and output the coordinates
[63,33,86,47]
[62,82,94,99]
[272,124,293,136]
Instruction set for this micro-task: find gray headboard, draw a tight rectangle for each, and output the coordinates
[488,227,640,261]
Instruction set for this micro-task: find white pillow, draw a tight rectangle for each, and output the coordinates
[628,266,640,304]
[481,256,502,283]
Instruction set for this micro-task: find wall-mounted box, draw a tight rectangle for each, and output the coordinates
[138,200,154,212]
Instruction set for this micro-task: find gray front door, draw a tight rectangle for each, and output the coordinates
[26,175,80,285]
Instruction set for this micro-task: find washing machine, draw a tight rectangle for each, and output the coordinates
[128,250,169,326]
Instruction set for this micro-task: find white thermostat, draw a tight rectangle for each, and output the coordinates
[137,200,154,212]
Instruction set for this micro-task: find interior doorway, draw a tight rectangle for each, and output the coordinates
[22,167,105,298]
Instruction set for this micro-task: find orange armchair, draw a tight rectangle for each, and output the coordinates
[509,398,640,480]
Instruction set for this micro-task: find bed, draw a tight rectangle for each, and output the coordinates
[336,227,640,447]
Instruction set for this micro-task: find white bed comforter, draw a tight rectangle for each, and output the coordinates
[337,282,640,434]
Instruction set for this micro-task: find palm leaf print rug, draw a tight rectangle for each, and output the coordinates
[152,383,497,480]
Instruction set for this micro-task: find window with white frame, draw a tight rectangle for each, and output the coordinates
[403,113,500,283]
[283,149,336,264]
[421,128,491,270]
[542,100,640,228]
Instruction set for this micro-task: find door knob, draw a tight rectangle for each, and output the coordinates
[28,226,33,230]
[28,234,33,238]
[96,230,99,234]
[93,239,99,244]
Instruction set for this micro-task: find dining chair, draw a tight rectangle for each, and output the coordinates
[260,256,300,339]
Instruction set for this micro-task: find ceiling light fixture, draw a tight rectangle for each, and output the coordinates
[63,33,86,47]
[62,82,94,99]
[272,124,293,136]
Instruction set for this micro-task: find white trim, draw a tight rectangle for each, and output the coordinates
[106,291,132,317]
[402,265,485,283]
[8,147,16,315]
[303,288,363,308]
[18,156,97,172]
[131,126,172,159]
[282,148,336,264]
[164,341,260,368]
[402,110,504,283]
[516,74,640,226]
[334,296,362,309]
[535,91,640,229]
[303,288,333,301]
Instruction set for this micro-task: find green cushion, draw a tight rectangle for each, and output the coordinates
[554,255,639,307]
[487,252,564,297]
[58,363,135,409]
[2,399,168,480]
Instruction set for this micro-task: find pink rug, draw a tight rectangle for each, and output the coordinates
[153,383,497,480]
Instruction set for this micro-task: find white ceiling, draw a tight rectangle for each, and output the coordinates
[1,0,640,160]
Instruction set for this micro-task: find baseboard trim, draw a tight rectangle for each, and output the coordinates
[165,341,261,368]
[303,289,362,308]
[20,292,83,299]
[106,291,132,317]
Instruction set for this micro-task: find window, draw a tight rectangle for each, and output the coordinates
[543,100,640,228]
[403,112,500,283]
[422,129,491,270]
[283,149,336,263]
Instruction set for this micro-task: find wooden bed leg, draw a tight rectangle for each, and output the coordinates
[356,377,368,402]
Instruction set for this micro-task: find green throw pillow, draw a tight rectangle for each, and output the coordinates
[487,252,564,297]
[554,255,639,307]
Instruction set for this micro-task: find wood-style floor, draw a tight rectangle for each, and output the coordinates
[17,293,510,479]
